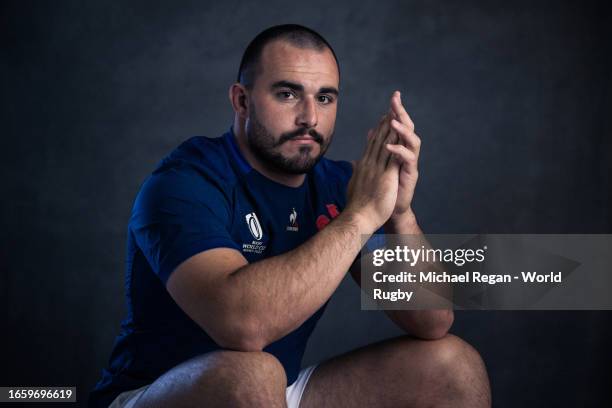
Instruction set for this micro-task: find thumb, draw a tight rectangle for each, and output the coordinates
[383,144,402,172]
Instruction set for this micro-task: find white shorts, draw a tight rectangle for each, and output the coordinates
[108,364,317,408]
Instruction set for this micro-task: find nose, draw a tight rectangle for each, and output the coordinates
[295,96,318,129]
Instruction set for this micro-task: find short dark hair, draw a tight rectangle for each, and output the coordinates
[237,24,340,89]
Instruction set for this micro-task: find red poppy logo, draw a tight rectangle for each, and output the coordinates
[316,204,340,230]
[316,215,330,230]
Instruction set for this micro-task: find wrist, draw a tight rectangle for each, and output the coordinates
[384,210,419,234]
[340,208,378,236]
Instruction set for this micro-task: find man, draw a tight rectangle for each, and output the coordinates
[90,24,491,407]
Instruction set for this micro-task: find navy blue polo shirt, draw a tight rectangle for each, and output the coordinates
[89,128,355,407]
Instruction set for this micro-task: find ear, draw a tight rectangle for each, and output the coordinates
[229,83,249,119]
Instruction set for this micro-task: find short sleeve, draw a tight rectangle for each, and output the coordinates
[129,164,240,285]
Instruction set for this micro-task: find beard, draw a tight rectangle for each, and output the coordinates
[245,104,332,174]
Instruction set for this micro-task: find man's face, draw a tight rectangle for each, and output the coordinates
[245,40,339,174]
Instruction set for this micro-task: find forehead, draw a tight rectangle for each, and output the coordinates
[256,40,339,89]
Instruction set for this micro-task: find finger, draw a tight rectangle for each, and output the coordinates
[364,129,373,151]
[373,115,392,167]
[390,91,415,132]
[385,143,418,173]
[388,104,399,121]
[363,113,387,157]
[383,129,400,170]
[391,119,421,155]
[383,121,401,165]
[364,114,389,166]
[361,127,378,161]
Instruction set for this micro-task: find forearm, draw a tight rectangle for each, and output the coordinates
[224,210,374,349]
[383,211,454,339]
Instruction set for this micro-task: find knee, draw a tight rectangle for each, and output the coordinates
[427,334,485,371]
[190,350,287,406]
[202,350,286,386]
[392,334,491,407]
[424,334,491,407]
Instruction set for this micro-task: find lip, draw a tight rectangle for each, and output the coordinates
[291,136,316,142]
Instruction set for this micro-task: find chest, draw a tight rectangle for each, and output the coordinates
[228,179,343,262]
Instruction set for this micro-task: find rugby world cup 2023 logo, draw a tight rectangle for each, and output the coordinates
[243,212,266,254]
[245,212,263,241]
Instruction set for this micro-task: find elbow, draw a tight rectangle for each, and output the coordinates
[408,309,455,340]
[208,318,269,352]
[219,338,266,353]
[222,335,267,353]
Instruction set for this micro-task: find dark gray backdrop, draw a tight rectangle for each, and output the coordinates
[1,1,611,407]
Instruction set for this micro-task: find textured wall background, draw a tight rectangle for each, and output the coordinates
[1,1,610,406]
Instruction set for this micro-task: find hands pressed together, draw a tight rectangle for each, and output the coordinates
[346,91,421,233]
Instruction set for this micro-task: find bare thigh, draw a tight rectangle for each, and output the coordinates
[300,334,491,408]
[132,350,288,408]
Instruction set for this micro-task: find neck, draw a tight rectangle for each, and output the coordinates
[232,119,306,188]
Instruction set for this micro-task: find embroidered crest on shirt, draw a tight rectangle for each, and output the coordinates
[286,208,299,232]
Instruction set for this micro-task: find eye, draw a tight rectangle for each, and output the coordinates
[277,91,296,100]
[317,94,334,104]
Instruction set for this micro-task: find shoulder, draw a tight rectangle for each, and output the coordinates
[154,135,236,184]
[133,135,237,215]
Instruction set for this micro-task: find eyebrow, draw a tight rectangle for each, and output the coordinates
[270,80,339,96]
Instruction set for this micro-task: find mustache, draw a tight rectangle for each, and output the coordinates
[277,128,324,145]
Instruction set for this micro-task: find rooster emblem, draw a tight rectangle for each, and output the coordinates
[289,208,297,226]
